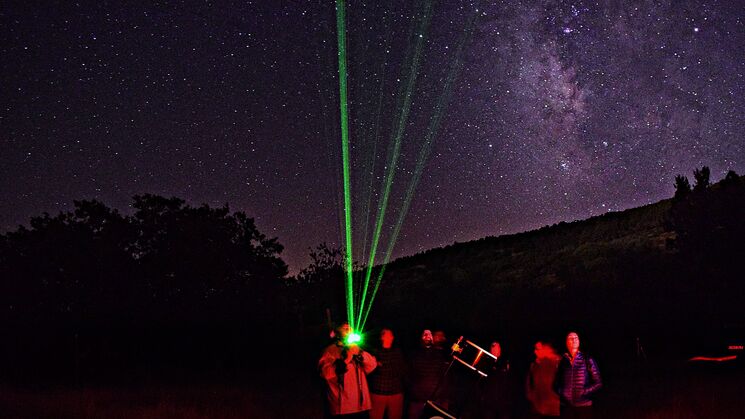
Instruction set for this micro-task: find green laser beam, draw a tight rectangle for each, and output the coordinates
[356,7,413,298]
[336,0,356,330]
[318,87,345,259]
[356,44,392,303]
[355,0,433,327]
[359,45,389,276]
[356,4,418,308]
[355,0,418,309]
[360,9,478,329]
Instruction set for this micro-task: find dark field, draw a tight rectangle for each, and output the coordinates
[2,356,743,418]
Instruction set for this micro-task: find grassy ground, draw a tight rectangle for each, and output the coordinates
[598,360,745,419]
[0,369,324,419]
[1,359,743,418]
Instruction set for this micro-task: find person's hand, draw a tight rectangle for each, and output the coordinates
[345,344,360,361]
[451,342,462,353]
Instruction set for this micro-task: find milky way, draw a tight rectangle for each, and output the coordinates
[2,1,744,272]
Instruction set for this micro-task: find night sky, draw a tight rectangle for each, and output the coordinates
[2,1,744,273]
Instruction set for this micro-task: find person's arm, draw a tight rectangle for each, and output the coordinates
[584,357,603,395]
[319,349,338,381]
[553,359,564,400]
[360,349,377,374]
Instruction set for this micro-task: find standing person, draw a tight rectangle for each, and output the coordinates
[526,341,561,417]
[433,330,448,350]
[408,329,449,419]
[480,341,513,419]
[554,332,602,419]
[368,328,406,419]
[319,323,377,418]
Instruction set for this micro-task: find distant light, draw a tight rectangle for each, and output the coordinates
[693,27,700,33]
[563,27,573,34]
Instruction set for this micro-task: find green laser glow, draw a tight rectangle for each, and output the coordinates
[336,0,356,330]
[356,0,433,328]
[359,11,478,330]
[346,332,362,345]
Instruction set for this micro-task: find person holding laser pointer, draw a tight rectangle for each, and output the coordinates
[319,323,377,417]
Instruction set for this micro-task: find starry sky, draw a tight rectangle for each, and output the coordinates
[2,1,744,273]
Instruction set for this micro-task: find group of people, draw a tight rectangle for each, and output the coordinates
[318,324,602,419]
[525,333,602,419]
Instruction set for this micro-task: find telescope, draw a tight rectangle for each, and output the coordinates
[420,338,499,419]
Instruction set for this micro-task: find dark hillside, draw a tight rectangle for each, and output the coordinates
[353,172,744,359]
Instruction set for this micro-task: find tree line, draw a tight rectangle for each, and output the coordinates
[0,194,288,331]
[0,168,743,380]
[1,169,742,332]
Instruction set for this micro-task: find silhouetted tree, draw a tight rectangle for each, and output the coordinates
[288,243,345,328]
[128,194,288,322]
[693,166,710,192]
[294,242,343,284]
[674,175,691,200]
[0,195,288,326]
[0,200,138,326]
[666,169,745,327]
[722,170,740,186]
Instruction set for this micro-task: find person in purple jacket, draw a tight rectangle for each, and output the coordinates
[554,332,602,419]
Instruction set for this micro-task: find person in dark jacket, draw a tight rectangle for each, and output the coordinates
[408,329,450,419]
[368,328,406,419]
[480,341,513,419]
[554,332,602,419]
